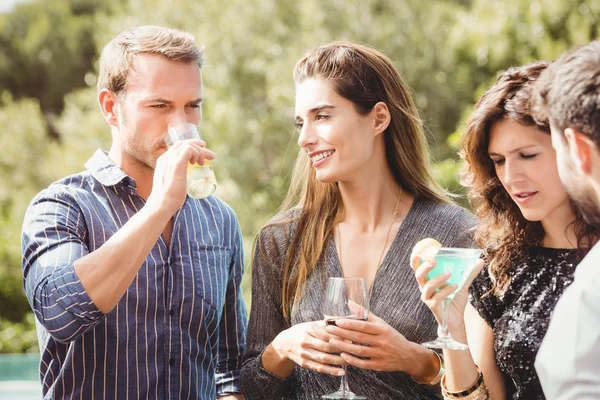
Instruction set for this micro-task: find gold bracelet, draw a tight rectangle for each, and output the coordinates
[412,350,444,385]
[441,369,489,399]
[443,383,489,400]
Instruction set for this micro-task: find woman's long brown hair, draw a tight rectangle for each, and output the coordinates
[461,61,599,295]
[263,41,451,322]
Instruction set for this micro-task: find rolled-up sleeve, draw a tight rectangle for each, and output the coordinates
[215,217,248,396]
[21,190,104,343]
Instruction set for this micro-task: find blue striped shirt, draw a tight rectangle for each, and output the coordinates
[21,149,248,399]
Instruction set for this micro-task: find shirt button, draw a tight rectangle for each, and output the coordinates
[169,309,174,316]
[169,358,175,366]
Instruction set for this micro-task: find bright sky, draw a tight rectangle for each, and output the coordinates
[0,0,30,14]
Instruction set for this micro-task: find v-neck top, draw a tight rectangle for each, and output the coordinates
[241,198,478,399]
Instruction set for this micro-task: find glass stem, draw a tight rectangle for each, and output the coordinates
[438,298,452,339]
[338,365,349,394]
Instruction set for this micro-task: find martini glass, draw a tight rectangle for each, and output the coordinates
[421,247,482,350]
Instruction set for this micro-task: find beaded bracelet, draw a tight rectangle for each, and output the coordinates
[441,369,489,400]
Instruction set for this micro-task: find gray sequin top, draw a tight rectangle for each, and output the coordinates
[469,246,585,400]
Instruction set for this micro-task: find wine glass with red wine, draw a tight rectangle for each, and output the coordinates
[322,277,369,399]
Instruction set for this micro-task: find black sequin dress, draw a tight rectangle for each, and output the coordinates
[469,246,585,400]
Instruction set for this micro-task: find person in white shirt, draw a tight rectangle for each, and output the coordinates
[533,40,600,400]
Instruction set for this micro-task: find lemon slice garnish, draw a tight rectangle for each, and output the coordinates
[413,238,442,261]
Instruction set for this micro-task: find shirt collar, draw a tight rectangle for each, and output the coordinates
[84,149,136,189]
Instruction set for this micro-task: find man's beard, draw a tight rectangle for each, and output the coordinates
[560,155,600,227]
[574,189,600,227]
[119,107,158,171]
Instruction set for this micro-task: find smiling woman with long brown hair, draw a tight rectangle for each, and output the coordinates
[412,61,600,400]
[240,41,477,400]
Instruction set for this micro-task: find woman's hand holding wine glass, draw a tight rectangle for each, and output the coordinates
[270,320,346,376]
[324,311,420,374]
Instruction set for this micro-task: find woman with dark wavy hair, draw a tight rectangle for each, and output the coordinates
[412,61,599,400]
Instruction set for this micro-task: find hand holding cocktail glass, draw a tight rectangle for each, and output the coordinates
[165,122,217,199]
[411,239,484,350]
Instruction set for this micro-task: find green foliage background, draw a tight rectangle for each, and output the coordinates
[0,0,598,353]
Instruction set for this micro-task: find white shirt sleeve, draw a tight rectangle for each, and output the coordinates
[535,244,600,400]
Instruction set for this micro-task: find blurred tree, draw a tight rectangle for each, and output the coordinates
[449,0,599,105]
[0,93,48,323]
[441,0,600,202]
[0,0,116,140]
